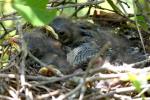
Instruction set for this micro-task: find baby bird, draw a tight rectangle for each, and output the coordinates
[50,17,92,48]
[23,28,73,74]
[50,17,106,67]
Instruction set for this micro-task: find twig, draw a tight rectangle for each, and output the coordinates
[79,85,86,100]
[0,73,17,78]
[28,51,46,67]
[133,0,147,54]
[0,53,19,72]
[0,12,17,19]
[71,6,85,17]
[17,20,27,88]
[133,97,150,100]
[117,0,128,15]
[135,87,149,97]
[56,79,84,100]
[0,22,8,39]
[36,90,60,99]
[0,95,14,100]
[28,51,64,76]
[0,16,21,21]
[113,94,132,100]
[47,0,104,10]
[16,20,33,100]
[84,84,150,100]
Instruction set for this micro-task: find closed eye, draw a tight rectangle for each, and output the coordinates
[59,31,65,36]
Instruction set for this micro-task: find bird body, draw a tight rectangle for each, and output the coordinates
[23,28,72,74]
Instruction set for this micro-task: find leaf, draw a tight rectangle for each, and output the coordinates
[11,42,20,52]
[128,73,141,92]
[136,16,148,31]
[106,0,123,14]
[134,0,149,31]
[12,0,57,26]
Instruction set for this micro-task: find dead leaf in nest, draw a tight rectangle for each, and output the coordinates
[92,10,127,26]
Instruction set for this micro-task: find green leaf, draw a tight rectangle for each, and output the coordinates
[128,73,141,92]
[106,0,123,14]
[136,16,148,31]
[133,0,149,31]
[12,0,57,26]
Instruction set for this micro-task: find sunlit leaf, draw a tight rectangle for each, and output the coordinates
[11,42,20,52]
[128,73,141,92]
[106,0,123,14]
[12,0,57,26]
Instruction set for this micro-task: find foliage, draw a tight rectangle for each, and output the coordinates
[128,73,142,92]
[9,0,150,29]
[11,0,57,26]
[106,0,123,14]
[132,0,149,31]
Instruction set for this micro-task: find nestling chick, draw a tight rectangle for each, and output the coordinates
[23,28,65,58]
[23,28,73,74]
[50,17,85,47]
